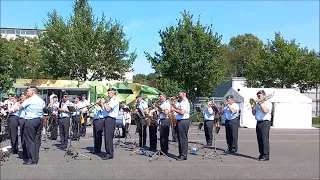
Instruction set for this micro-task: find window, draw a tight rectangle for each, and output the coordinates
[20,30,26,34]
[0,30,5,34]
[15,30,20,34]
[117,89,133,94]
[26,30,36,35]
[6,30,15,34]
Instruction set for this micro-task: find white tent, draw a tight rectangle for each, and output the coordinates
[224,87,313,129]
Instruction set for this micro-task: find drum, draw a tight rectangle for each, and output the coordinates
[115,112,125,128]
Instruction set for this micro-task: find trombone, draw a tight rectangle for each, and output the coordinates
[249,91,275,107]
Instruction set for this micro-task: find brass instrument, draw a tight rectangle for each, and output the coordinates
[169,99,177,127]
[249,91,275,107]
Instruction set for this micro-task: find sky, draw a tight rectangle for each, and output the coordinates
[1,0,319,75]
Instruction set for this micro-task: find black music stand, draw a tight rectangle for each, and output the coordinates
[149,120,171,162]
[189,107,206,155]
[64,106,91,162]
[130,109,151,158]
[202,123,223,162]
[113,113,127,148]
[41,107,55,152]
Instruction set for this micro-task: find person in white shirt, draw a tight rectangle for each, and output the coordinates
[251,90,272,161]
[102,88,119,160]
[8,94,20,154]
[120,101,131,138]
[71,96,82,140]
[171,89,190,161]
[49,91,56,103]
[48,95,59,140]
[135,94,149,148]
[203,100,219,146]
[158,93,171,154]
[79,94,90,137]
[220,95,240,154]
[148,101,159,151]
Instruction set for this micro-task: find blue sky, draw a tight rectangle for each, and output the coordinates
[1,1,319,75]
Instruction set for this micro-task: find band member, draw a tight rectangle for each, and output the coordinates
[148,101,158,151]
[71,96,81,140]
[251,90,272,161]
[58,92,73,150]
[19,91,28,159]
[10,86,45,165]
[171,89,190,161]
[221,95,240,154]
[49,91,56,103]
[135,94,148,148]
[102,88,119,160]
[48,95,59,140]
[203,100,220,146]
[170,97,178,142]
[79,94,90,137]
[91,96,105,154]
[8,94,20,154]
[4,93,13,138]
[158,93,171,154]
[120,101,131,138]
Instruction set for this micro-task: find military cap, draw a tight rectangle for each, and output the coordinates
[8,93,14,96]
[63,92,69,96]
[257,90,266,95]
[108,88,117,92]
[97,94,105,98]
[226,95,234,99]
[12,93,20,98]
[81,94,87,97]
[179,89,187,93]
[52,95,58,98]
[27,85,38,90]
[73,96,79,99]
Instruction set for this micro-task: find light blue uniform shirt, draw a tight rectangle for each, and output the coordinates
[11,102,21,117]
[21,95,45,120]
[223,103,240,120]
[136,100,148,111]
[255,101,272,121]
[175,98,190,120]
[59,100,73,118]
[50,102,60,114]
[105,97,119,118]
[72,103,81,116]
[92,105,105,120]
[19,108,26,118]
[203,107,214,121]
[159,100,170,119]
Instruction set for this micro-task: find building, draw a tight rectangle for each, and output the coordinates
[213,77,320,117]
[0,27,133,83]
[0,27,45,39]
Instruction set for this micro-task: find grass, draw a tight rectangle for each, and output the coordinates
[312,117,320,125]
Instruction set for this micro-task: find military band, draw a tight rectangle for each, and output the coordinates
[1,86,275,165]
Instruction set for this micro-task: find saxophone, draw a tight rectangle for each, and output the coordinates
[168,99,177,128]
[145,107,152,127]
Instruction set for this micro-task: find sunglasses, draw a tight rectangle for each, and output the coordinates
[63,96,68,98]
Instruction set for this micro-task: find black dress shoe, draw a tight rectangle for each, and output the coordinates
[259,156,269,161]
[23,161,37,165]
[206,143,212,146]
[102,154,113,160]
[176,156,187,161]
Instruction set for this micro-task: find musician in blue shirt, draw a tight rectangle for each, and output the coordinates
[221,95,240,154]
[57,92,73,150]
[91,96,105,154]
[19,91,28,159]
[252,90,273,161]
[10,86,45,165]
[71,96,81,140]
[135,94,149,148]
[8,94,20,154]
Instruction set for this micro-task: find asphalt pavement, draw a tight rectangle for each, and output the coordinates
[0,125,319,179]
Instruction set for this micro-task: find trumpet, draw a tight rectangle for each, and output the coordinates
[249,91,275,107]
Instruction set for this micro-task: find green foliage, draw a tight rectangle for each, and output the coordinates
[227,33,263,77]
[245,32,319,91]
[312,117,320,125]
[39,0,136,81]
[146,11,226,97]
[0,38,11,92]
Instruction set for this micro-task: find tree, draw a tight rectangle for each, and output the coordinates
[0,38,12,92]
[145,11,226,97]
[39,0,136,81]
[245,32,319,92]
[228,33,263,77]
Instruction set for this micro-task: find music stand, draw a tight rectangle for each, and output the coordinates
[130,109,151,158]
[202,121,223,162]
[189,108,206,155]
[41,108,55,153]
[64,106,91,162]
[149,120,171,162]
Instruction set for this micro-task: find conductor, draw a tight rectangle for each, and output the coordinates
[9,86,45,165]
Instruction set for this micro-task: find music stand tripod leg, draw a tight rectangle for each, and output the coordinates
[202,131,222,162]
[130,124,151,157]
